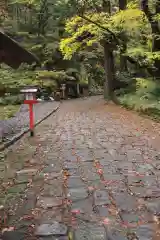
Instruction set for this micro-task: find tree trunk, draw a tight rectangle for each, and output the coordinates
[120,42,127,72]
[88,77,93,92]
[141,0,160,78]
[119,0,127,72]
[102,0,116,99]
[103,41,115,99]
[119,0,127,10]
[152,20,160,77]
[102,0,111,13]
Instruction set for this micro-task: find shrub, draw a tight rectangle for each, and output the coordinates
[116,77,160,120]
[0,95,23,105]
[0,105,20,120]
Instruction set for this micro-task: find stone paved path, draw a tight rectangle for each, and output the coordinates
[1,96,160,240]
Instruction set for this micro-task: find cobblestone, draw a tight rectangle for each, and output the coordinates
[74,224,107,240]
[146,200,160,215]
[36,197,62,209]
[69,187,88,201]
[2,96,160,240]
[35,222,68,236]
[136,225,154,240]
[94,190,111,206]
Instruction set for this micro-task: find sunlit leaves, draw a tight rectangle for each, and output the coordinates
[60,13,104,59]
[60,6,149,60]
[110,8,149,38]
[153,13,160,21]
[127,0,139,9]
[126,47,160,66]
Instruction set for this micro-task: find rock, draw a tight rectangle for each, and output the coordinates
[69,187,88,201]
[7,183,26,194]
[76,150,93,162]
[103,173,123,182]
[136,164,153,174]
[17,168,38,174]
[35,222,68,236]
[64,162,78,170]
[41,184,63,197]
[2,231,25,240]
[113,192,136,211]
[16,168,37,176]
[128,176,143,186]
[121,212,139,224]
[94,190,110,206]
[129,187,146,198]
[131,186,160,198]
[74,224,107,240]
[71,198,93,217]
[16,168,38,183]
[145,187,160,198]
[96,206,109,217]
[43,166,56,173]
[135,224,154,240]
[87,172,100,181]
[44,172,62,180]
[107,230,127,240]
[68,176,85,188]
[36,197,62,209]
[146,201,160,216]
[39,237,68,240]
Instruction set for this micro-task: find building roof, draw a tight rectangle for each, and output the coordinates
[0,30,40,69]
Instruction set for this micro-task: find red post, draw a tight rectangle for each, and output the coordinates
[29,103,34,136]
[24,99,37,137]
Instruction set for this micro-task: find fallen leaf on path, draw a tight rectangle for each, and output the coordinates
[71,209,81,214]
[20,214,34,221]
[97,169,103,175]
[88,186,95,192]
[0,205,4,210]
[102,218,110,225]
[2,226,15,234]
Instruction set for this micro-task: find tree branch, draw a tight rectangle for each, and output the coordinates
[78,14,120,45]
[126,55,153,75]
[156,0,160,14]
[140,0,152,22]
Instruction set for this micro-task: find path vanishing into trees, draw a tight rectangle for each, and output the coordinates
[1,96,160,240]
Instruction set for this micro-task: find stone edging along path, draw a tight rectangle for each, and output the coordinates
[0,103,60,152]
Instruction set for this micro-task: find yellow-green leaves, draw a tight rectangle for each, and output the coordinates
[60,13,105,60]
[60,39,81,60]
[153,13,160,21]
[127,0,139,9]
[110,9,146,35]
[60,4,151,60]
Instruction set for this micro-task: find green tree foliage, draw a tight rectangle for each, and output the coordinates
[59,0,160,97]
[0,0,160,114]
[0,64,76,96]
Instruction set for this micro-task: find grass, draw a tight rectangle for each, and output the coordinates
[0,105,20,120]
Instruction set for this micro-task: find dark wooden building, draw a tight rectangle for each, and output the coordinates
[0,29,40,69]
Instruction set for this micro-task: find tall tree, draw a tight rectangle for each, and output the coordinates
[119,0,128,72]
[76,0,117,99]
[141,0,160,77]
[102,0,116,99]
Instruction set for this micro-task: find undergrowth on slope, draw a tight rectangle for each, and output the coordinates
[116,77,160,121]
